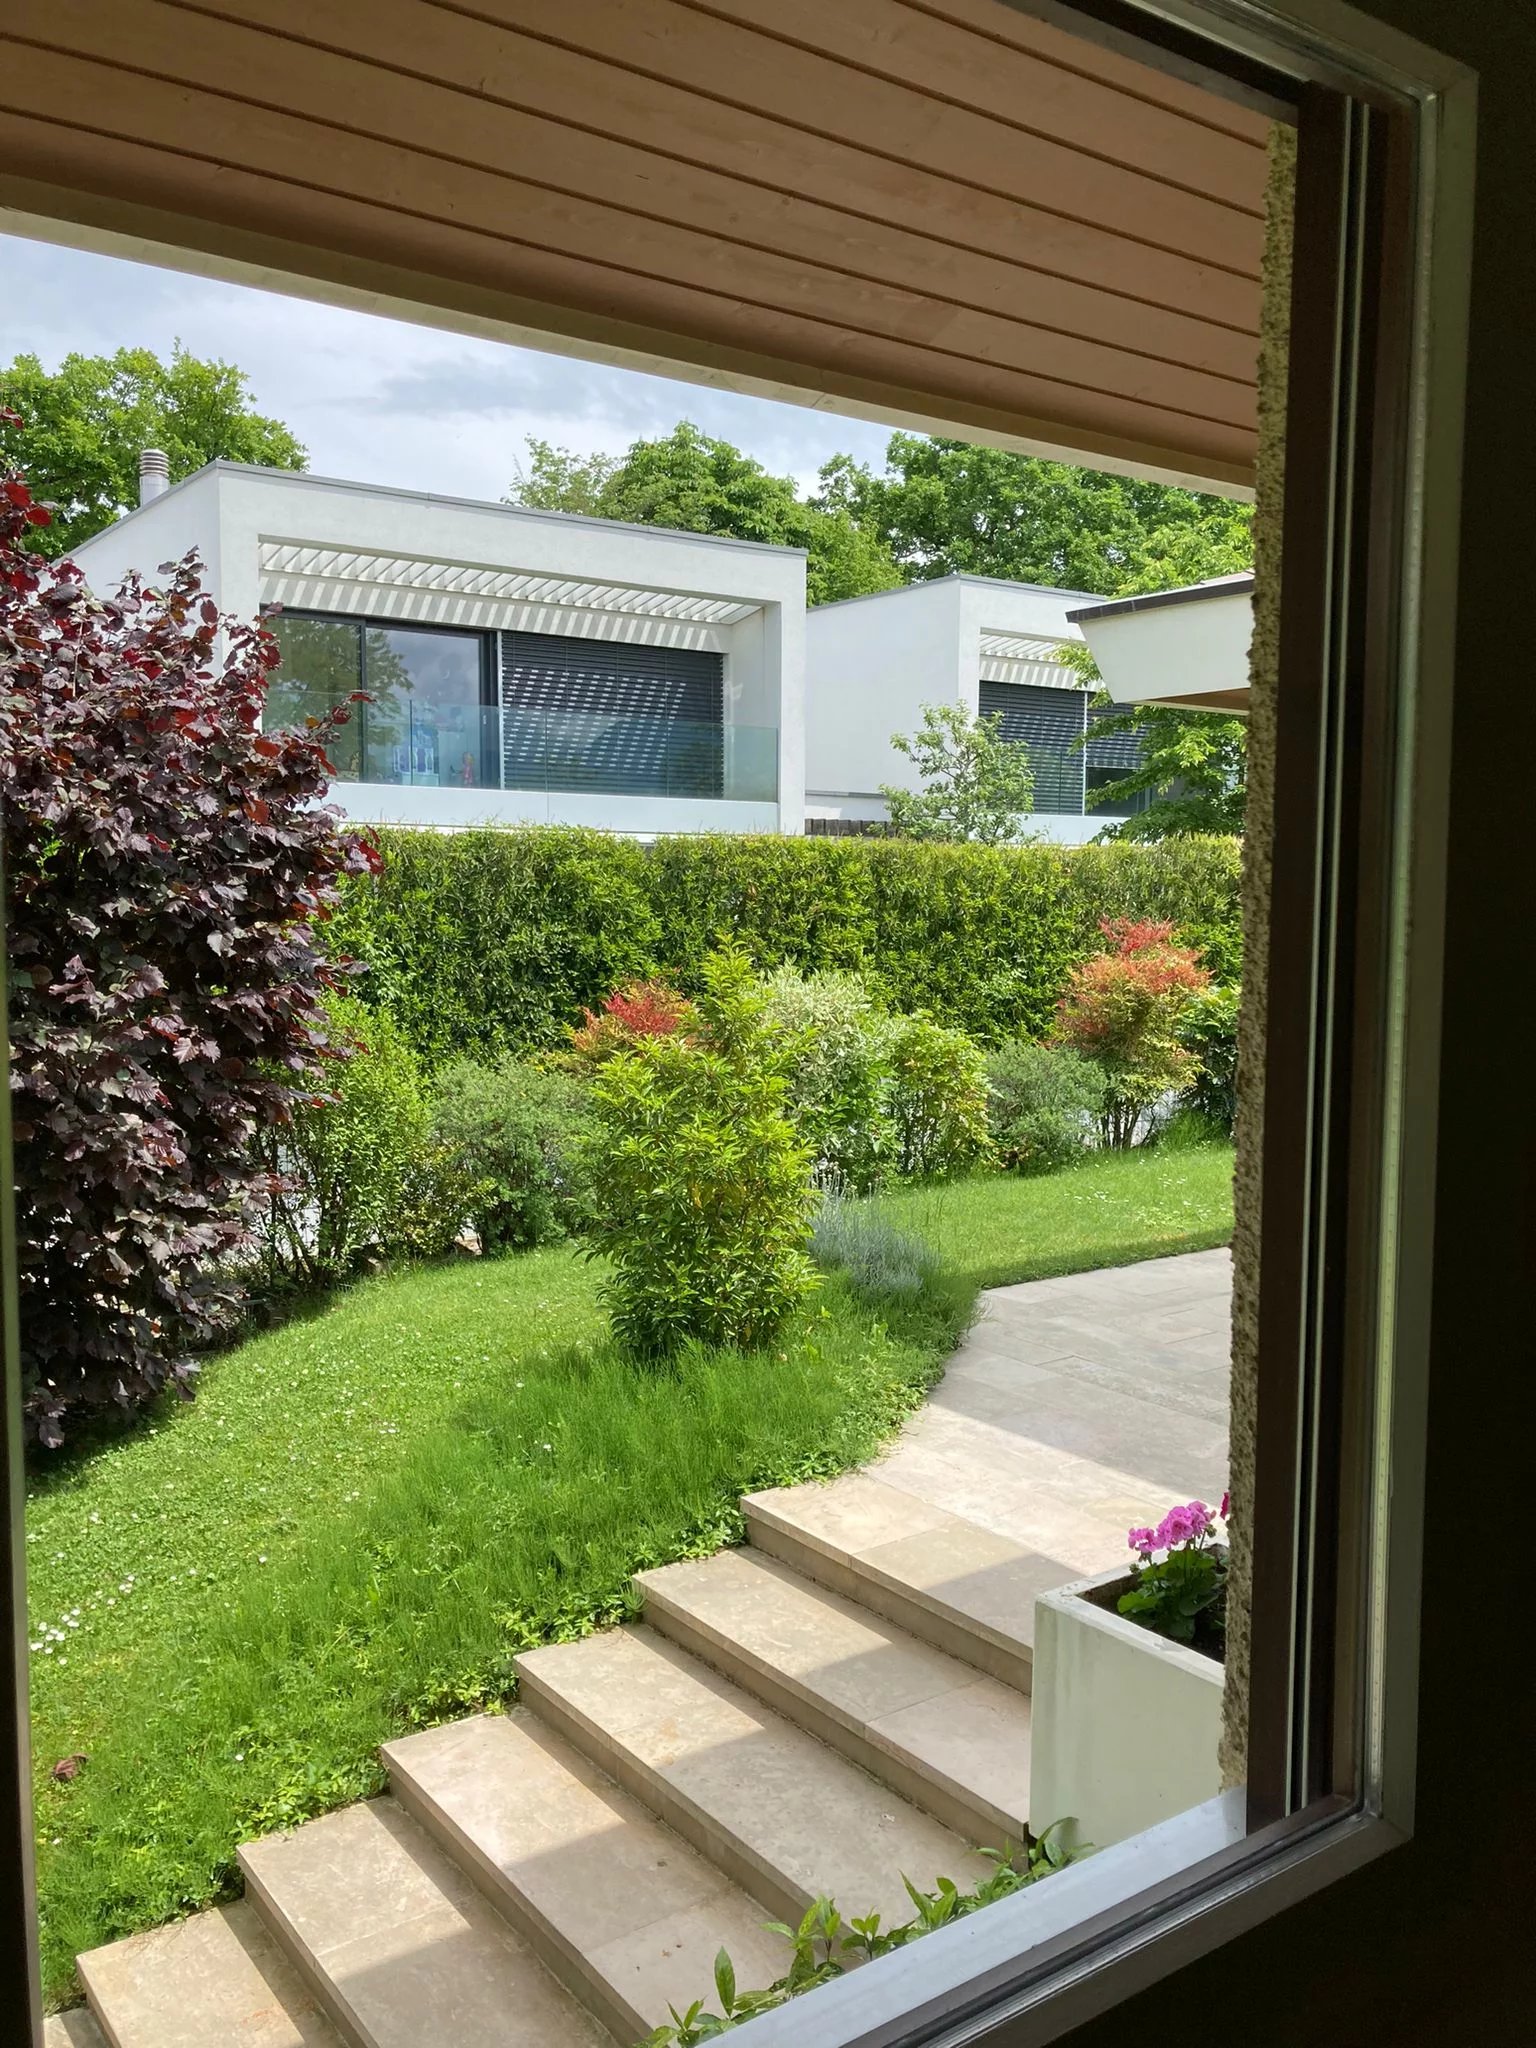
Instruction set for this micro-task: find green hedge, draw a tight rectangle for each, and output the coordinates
[329,829,1242,1066]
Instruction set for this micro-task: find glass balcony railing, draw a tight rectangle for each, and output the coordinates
[266,688,779,804]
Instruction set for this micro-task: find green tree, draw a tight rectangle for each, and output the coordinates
[0,344,306,557]
[510,424,901,605]
[880,703,1036,845]
[1060,521,1254,839]
[815,434,1252,596]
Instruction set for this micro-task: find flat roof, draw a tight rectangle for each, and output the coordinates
[809,570,1101,613]
[1066,573,1255,625]
[81,459,809,561]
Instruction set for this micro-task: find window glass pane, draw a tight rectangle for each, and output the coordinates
[265,615,363,782]
[363,626,487,788]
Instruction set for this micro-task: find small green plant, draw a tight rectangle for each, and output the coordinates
[429,1059,596,1251]
[986,1040,1106,1173]
[638,1827,1085,2045]
[1177,982,1241,1134]
[262,995,477,1282]
[1120,1496,1229,1651]
[886,1015,994,1179]
[585,943,820,1356]
[761,966,895,1193]
[810,1199,938,1303]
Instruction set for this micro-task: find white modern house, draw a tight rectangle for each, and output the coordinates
[70,456,807,836]
[803,574,1152,844]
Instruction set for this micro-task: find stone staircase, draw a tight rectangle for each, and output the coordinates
[50,1482,1048,2048]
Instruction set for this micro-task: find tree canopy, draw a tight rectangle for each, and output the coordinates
[814,433,1252,596]
[0,344,306,557]
[509,423,901,605]
[880,702,1037,844]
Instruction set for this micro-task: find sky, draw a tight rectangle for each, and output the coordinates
[1,232,895,504]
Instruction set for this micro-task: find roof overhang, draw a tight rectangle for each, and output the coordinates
[1066,575,1255,717]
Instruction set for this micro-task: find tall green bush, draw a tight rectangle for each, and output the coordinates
[986,1041,1106,1173]
[760,966,893,1192]
[886,1017,994,1179]
[428,1060,596,1251]
[584,946,819,1356]
[333,828,1242,1064]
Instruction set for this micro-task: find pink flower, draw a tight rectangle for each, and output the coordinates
[1220,1490,1230,1520]
[1127,1526,1157,1556]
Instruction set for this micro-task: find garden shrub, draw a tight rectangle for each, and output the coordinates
[810,1199,939,1303]
[986,1041,1106,1174]
[886,1017,994,1179]
[761,966,893,1192]
[1177,982,1241,1133]
[584,945,819,1356]
[262,997,474,1281]
[1053,919,1210,1148]
[0,443,376,1445]
[428,1059,596,1250]
[562,977,694,1072]
[334,829,1241,1062]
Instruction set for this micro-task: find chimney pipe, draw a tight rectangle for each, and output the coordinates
[138,448,170,507]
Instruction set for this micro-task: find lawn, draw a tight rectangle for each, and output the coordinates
[27,1143,1232,2006]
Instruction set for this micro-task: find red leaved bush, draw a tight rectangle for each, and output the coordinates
[1053,919,1209,1147]
[0,425,379,1445]
[566,978,694,1068]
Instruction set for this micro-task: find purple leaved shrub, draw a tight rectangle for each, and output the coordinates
[0,422,378,1446]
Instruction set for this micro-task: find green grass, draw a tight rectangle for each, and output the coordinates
[27,1144,1232,2006]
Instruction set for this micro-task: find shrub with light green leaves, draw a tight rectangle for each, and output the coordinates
[262,996,478,1281]
[761,965,894,1193]
[1177,982,1241,1134]
[886,1016,994,1180]
[585,945,819,1356]
[986,1040,1106,1174]
[428,1059,596,1251]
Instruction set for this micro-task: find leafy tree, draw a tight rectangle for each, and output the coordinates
[815,434,1251,596]
[0,344,306,557]
[0,431,373,1445]
[1059,522,1254,839]
[880,703,1036,844]
[510,424,901,604]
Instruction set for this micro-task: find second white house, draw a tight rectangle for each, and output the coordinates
[804,574,1154,843]
[70,456,808,837]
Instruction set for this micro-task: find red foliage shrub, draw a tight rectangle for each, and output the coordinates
[0,429,378,1445]
[566,978,694,1068]
[1053,919,1210,1146]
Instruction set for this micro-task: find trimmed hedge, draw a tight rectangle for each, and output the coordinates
[329,828,1241,1065]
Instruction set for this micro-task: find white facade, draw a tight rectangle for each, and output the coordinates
[803,575,1120,845]
[71,463,807,836]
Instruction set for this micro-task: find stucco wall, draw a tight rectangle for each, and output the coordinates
[1220,124,1295,1791]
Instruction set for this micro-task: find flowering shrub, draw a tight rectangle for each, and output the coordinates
[564,977,694,1069]
[1118,1492,1230,1650]
[0,432,377,1444]
[1053,918,1210,1148]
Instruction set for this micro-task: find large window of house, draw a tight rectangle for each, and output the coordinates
[267,614,493,789]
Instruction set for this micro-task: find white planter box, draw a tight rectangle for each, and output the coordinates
[1029,1566,1224,1854]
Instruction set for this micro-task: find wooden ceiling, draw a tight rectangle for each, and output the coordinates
[0,0,1279,489]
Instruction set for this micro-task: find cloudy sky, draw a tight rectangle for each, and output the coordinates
[1,231,895,502]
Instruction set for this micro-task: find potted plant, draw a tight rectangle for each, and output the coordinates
[1029,1497,1229,1853]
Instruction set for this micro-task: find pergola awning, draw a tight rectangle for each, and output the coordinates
[1067,575,1255,715]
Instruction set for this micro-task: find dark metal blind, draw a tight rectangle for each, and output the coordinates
[978,680,1087,813]
[499,631,725,797]
[1085,702,1149,771]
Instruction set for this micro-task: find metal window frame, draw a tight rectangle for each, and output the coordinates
[0,1,1473,2042]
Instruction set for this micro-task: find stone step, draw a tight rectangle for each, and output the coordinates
[743,1474,1058,1693]
[636,1550,1031,1846]
[517,1623,994,1934]
[384,1709,790,2043]
[237,1799,610,2048]
[44,2011,109,2048]
[75,1897,343,2048]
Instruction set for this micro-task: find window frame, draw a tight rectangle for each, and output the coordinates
[0,0,1475,2042]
